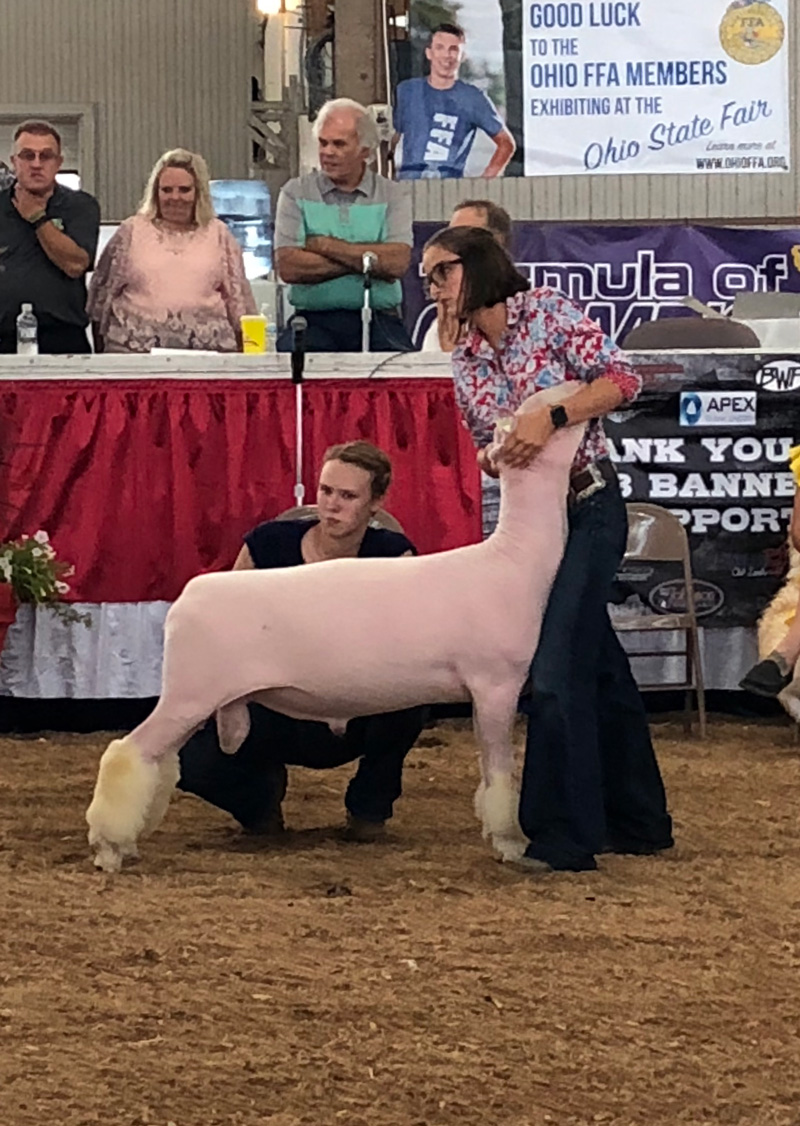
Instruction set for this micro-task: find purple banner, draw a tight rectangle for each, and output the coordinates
[405,223,800,347]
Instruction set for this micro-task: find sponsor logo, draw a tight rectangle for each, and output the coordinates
[679,390,756,428]
[649,579,725,619]
[754,359,800,393]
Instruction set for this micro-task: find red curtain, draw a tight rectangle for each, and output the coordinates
[0,378,481,603]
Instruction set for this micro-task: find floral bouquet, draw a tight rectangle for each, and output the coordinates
[0,531,91,626]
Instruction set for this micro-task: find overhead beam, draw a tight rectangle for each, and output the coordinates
[333,0,387,106]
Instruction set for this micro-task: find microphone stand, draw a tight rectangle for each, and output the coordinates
[291,319,307,507]
[361,252,375,353]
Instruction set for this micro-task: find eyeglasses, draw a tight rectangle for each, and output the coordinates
[422,257,462,297]
[15,149,59,164]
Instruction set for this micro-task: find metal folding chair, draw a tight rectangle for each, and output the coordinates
[615,502,707,738]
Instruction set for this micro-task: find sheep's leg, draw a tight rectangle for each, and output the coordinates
[86,698,210,873]
[778,679,800,723]
[216,700,252,755]
[771,600,800,666]
[470,680,528,862]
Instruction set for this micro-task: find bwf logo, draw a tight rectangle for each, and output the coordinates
[755,361,800,393]
[679,391,756,428]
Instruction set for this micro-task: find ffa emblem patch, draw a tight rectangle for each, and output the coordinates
[719,1,785,65]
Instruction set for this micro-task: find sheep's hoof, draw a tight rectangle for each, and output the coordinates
[92,839,122,873]
[492,834,527,862]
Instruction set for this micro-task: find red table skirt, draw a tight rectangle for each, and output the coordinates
[0,378,482,603]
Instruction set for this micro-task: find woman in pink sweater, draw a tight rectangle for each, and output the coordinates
[88,149,255,353]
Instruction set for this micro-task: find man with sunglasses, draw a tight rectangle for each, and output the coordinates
[0,120,99,354]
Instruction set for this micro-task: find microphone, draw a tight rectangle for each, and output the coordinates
[362,251,377,288]
[291,316,307,384]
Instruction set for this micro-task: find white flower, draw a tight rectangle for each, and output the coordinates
[31,547,43,558]
[55,581,70,594]
[33,530,50,544]
[0,559,11,582]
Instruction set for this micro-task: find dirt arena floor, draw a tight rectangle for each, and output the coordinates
[1,717,800,1126]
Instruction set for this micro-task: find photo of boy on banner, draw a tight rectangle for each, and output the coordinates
[392,2,523,180]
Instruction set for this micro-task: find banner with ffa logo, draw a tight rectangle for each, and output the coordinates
[523,0,790,175]
[400,1,790,178]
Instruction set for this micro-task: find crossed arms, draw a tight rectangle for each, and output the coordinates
[277,236,411,286]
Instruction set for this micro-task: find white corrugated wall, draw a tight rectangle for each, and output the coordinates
[0,0,252,220]
[410,13,799,224]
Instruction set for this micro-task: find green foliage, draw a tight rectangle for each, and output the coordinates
[0,531,91,626]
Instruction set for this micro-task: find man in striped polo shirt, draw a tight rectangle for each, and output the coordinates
[274,98,415,353]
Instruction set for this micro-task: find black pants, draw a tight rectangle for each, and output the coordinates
[0,324,91,355]
[178,702,425,829]
[276,310,415,353]
[520,474,673,871]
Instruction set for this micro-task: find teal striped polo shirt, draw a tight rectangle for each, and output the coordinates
[273,168,413,313]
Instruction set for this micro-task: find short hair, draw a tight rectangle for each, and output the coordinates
[431,23,465,41]
[13,120,62,152]
[322,440,392,500]
[313,98,379,158]
[453,199,512,249]
[138,148,216,226]
[424,226,529,317]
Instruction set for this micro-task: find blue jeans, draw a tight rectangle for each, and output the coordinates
[519,474,673,871]
[276,310,415,353]
[178,702,425,828]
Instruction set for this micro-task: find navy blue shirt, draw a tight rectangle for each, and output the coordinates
[245,519,415,568]
[0,182,100,332]
[394,77,504,179]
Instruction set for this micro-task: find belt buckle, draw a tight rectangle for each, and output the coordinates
[573,461,607,504]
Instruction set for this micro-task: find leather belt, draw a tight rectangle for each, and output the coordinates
[568,458,617,505]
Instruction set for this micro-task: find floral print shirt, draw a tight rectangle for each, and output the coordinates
[451,288,642,472]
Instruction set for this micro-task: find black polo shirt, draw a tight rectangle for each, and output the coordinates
[0,183,100,333]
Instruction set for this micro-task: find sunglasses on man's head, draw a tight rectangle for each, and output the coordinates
[422,257,462,297]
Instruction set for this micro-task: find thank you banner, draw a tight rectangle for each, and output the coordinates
[610,353,798,628]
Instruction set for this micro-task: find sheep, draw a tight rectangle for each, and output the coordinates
[87,388,585,871]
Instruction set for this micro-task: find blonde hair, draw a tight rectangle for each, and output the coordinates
[138,148,216,226]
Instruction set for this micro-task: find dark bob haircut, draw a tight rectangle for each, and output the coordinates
[423,226,529,317]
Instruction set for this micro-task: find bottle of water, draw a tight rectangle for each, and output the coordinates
[261,303,277,352]
[16,303,38,356]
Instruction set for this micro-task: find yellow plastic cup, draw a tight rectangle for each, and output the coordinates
[241,314,267,354]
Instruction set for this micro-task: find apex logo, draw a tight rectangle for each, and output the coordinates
[679,391,756,428]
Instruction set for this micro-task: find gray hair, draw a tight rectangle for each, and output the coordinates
[313,98,379,157]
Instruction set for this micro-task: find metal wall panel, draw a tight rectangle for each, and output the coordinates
[411,13,799,224]
[0,0,252,220]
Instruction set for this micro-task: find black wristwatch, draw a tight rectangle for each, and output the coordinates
[550,404,569,430]
[29,211,49,230]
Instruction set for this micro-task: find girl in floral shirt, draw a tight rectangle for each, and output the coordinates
[422,226,673,873]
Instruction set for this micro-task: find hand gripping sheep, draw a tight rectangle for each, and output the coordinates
[87,388,585,871]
